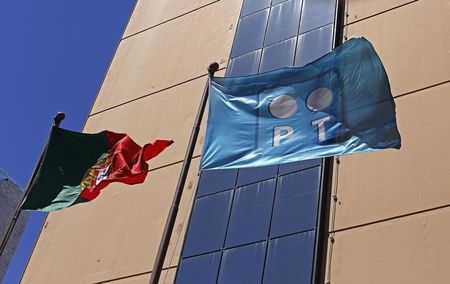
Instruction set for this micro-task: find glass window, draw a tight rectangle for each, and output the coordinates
[237,165,278,186]
[279,158,322,175]
[182,191,233,257]
[259,37,296,73]
[264,0,302,46]
[270,167,320,237]
[231,9,269,58]
[197,169,237,197]
[217,242,267,284]
[299,0,335,33]
[226,50,262,77]
[263,231,315,284]
[295,24,333,67]
[176,252,221,284]
[241,0,271,17]
[272,0,288,6]
[225,179,276,247]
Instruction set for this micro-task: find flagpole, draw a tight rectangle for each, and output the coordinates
[311,1,346,283]
[149,63,219,284]
[0,112,65,256]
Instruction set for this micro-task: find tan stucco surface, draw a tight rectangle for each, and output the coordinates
[347,0,450,97]
[328,0,450,282]
[330,207,450,283]
[123,0,218,38]
[90,0,240,114]
[334,83,450,230]
[85,76,207,170]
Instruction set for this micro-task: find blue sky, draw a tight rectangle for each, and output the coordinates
[0,1,136,282]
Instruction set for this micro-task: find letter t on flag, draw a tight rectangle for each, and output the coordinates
[201,37,401,170]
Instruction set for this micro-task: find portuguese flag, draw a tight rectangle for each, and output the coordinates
[21,127,173,211]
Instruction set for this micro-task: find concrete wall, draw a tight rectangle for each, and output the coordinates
[326,0,450,283]
[0,175,29,281]
[21,0,241,283]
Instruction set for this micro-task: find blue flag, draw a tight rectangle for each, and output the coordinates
[201,38,401,170]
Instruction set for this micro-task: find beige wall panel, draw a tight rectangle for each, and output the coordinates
[124,0,218,38]
[329,207,450,284]
[163,268,177,284]
[346,0,415,23]
[105,269,174,284]
[85,76,206,170]
[22,159,200,284]
[91,0,241,114]
[346,0,450,97]
[107,273,150,284]
[332,83,450,230]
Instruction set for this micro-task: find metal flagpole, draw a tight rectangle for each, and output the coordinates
[0,112,65,256]
[311,1,346,282]
[149,63,219,284]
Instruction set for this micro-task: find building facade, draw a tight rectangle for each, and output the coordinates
[22,0,450,283]
[0,170,29,281]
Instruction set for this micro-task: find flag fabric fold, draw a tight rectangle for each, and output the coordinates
[21,127,173,211]
[201,37,401,170]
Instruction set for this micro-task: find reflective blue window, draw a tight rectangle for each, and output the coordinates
[197,169,237,197]
[225,179,276,247]
[279,158,322,175]
[227,50,262,77]
[218,242,267,284]
[295,24,333,67]
[231,9,269,58]
[241,0,271,17]
[237,165,278,186]
[270,167,320,237]
[176,252,221,284]
[299,0,336,33]
[182,191,233,257]
[272,0,288,6]
[259,37,296,73]
[263,231,315,284]
[264,0,302,46]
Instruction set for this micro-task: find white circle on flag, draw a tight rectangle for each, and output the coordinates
[306,87,333,112]
[269,95,298,119]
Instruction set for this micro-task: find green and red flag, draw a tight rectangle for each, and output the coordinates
[21,127,173,211]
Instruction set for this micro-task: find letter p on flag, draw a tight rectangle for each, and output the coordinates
[273,126,294,147]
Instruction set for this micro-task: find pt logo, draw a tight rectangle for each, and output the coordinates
[268,87,334,147]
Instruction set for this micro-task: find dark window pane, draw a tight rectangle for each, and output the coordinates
[264,0,302,46]
[182,191,233,257]
[226,50,262,77]
[241,0,271,17]
[218,242,267,284]
[176,252,221,284]
[279,158,322,175]
[270,167,320,237]
[231,9,269,58]
[299,0,336,33]
[225,179,276,247]
[263,231,315,284]
[237,165,278,186]
[295,24,333,67]
[259,37,296,73]
[197,169,238,197]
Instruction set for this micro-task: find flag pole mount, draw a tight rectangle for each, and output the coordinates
[149,63,219,284]
[0,112,66,256]
[53,112,65,127]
